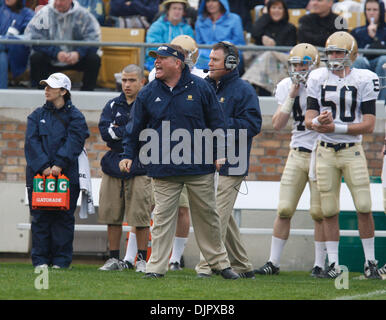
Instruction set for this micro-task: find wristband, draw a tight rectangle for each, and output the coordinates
[334,123,348,134]
[280,97,295,114]
[312,117,321,126]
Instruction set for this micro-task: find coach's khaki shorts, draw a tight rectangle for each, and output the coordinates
[98,173,152,226]
[150,180,190,208]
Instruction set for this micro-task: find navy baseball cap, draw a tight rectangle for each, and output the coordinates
[149,45,185,62]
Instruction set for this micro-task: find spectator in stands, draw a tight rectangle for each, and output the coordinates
[25,72,89,269]
[351,0,386,101]
[251,0,297,46]
[298,0,346,47]
[0,0,34,88]
[144,0,194,71]
[195,0,245,73]
[227,0,263,33]
[77,0,106,25]
[25,0,101,91]
[243,0,297,95]
[109,0,160,28]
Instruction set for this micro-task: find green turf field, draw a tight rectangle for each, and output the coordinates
[0,262,385,300]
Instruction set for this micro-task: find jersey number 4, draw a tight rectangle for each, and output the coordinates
[321,85,358,122]
[292,97,305,131]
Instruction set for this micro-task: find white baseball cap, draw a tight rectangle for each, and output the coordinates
[39,73,71,91]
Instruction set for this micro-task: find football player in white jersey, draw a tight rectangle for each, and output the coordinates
[305,31,382,279]
[255,43,327,277]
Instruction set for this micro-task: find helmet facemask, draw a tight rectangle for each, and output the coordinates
[325,46,352,71]
[288,56,316,84]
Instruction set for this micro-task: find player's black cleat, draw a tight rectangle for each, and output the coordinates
[310,266,324,278]
[364,260,382,279]
[322,263,342,279]
[254,261,280,275]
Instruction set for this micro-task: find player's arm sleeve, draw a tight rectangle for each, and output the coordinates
[306,75,320,112]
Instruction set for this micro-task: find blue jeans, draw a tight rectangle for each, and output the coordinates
[0,44,8,89]
[352,55,386,101]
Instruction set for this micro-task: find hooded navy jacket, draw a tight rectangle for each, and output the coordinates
[25,100,89,187]
[206,69,262,176]
[99,93,146,179]
[351,0,386,60]
[122,65,227,178]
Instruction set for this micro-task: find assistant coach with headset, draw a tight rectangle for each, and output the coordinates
[119,44,239,279]
[195,41,262,278]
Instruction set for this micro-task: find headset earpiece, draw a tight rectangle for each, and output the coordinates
[220,41,239,71]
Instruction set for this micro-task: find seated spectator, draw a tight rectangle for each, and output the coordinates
[243,0,296,95]
[78,0,106,25]
[351,0,386,100]
[195,0,245,73]
[0,0,34,88]
[228,0,263,33]
[109,0,160,28]
[145,0,194,70]
[298,0,346,47]
[251,0,297,46]
[25,0,101,91]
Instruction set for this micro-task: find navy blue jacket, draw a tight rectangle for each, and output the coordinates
[99,93,146,179]
[25,100,89,187]
[122,65,227,178]
[351,0,386,60]
[206,69,262,176]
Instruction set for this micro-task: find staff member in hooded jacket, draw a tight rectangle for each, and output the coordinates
[24,72,89,269]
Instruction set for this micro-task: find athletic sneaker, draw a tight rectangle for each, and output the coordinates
[136,259,146,273]
[378,264,386,275]
[364,260,382,279]
[99,258,128,271]
[310,266,324,278]
[254,261,280,275]
[52,265,61,269]
[123,260,134,270]
[238,271,255,279]
[169,262,182,271]
[322,263,341,279]
[35,264,48,269]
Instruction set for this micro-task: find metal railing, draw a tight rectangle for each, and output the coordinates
[1,38,385,71]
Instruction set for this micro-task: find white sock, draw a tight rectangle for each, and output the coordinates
[325,241,339,266]
[124,232,137,264]
[169,237,188,264]
[269,236,286,267]
[361,237,375,262]
[314,241,326,269]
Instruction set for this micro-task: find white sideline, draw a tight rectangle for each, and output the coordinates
[334,289,386,300]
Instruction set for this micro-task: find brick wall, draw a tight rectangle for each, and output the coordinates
[0,118,383,183]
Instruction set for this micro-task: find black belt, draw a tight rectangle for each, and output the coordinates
[320,141,355,152]
[293,147,312,153]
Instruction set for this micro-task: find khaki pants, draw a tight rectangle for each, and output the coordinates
[195,175,253,274]
[147,173,230,275]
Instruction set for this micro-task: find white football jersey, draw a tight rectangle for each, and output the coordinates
[275,77,319,150]
[307,67,379,143]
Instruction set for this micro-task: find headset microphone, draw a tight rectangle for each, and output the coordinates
[203,67,226,73]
